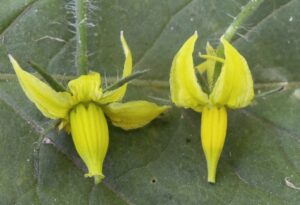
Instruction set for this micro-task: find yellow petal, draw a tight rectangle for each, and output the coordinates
[170,32,209,112]
[68,71,102,103]
[8,55,72,119]
[210,38,254,108]
[70,103,109,184]
[103,101,170,130]
[98,32,133,104]
[201,106,227,183]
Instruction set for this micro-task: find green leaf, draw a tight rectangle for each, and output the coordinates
[1,0,300,204]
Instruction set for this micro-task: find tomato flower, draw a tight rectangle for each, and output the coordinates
[9,33,169,184]
[170,32,254,183]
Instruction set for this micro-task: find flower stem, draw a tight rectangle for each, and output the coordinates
[216,0,264,55]
[75,0,89,75]
[213,0,264,84]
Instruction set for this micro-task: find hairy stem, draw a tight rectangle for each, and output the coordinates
[75,0,89,75]
[212,0,264,85]
[217,0,264,54]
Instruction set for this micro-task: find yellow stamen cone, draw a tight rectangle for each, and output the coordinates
[70,103,109,184]
[201,106,227,183]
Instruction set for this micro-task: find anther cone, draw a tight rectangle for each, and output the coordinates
[201,106,227,183]
[70,103,109,184]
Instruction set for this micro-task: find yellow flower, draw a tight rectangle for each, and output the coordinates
[170,32,254,183]
[9,33,169,184]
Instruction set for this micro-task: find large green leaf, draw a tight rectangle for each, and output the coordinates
[1,0,300,204]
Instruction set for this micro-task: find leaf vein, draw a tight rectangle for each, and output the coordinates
[133,0,194,69]
[0,91,44,135]
[0,0,39,37]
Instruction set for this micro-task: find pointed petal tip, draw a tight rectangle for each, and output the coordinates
[120,30,124,38]
[8,54,21,72]
[191,31,198,41]
[220,36,228,44]
[188,31,198,44]
[8,54,16,63]
[156,105,171,116]
[120,32,130,56]
[161,105,171,111]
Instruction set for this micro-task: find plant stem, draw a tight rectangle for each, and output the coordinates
[75,0,89,75]
[212,0,264,85]
[216,0,264,55]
